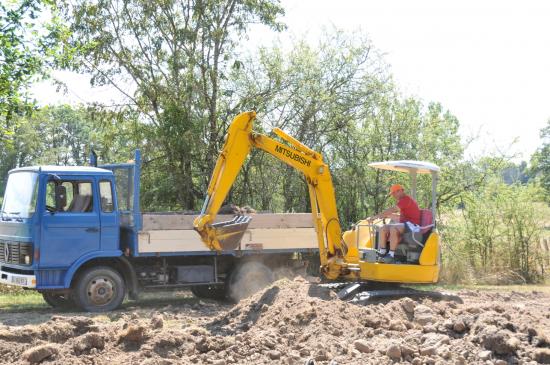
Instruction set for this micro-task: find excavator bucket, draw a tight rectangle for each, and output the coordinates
[210,215,252,250]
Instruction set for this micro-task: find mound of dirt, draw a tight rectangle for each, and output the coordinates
[0,278,549,364]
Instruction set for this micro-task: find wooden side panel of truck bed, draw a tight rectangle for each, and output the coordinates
[138,213,318,253]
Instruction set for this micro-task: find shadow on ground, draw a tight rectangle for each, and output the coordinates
[0,290,229,327]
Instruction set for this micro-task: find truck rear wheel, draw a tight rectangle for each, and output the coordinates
[42,292,76,309]
[190,285,227,300]
[227,261,274,302]
[73,266,126,312]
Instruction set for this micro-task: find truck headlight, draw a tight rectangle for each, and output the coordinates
[24,255,30,265]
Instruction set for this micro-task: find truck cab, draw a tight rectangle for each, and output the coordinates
[0,158,140,311]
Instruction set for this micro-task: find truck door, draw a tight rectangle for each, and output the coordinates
[98,179,119,251]
[40,177,100,268]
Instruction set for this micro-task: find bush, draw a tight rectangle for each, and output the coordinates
[440,181,548,284]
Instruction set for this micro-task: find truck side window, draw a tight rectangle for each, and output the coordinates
[99,180,114,213]
[45,180,93,213]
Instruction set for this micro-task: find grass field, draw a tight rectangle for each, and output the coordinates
[0,289,202,313]
[0,291,45,311]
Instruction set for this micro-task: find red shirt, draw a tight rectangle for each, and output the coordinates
[398,195,421,225]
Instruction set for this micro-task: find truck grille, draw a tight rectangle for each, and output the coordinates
[0,240,32,265]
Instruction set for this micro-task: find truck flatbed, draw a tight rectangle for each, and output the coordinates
[138,213,318,255]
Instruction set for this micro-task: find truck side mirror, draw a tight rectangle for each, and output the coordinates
[55,185,67,211]
[48,173,61,182]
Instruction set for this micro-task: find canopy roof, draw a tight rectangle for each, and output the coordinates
[368,160,440,174]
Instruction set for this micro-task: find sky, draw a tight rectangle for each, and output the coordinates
[33,0,550,161]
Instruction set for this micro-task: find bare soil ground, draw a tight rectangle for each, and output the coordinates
[0,278,549,365]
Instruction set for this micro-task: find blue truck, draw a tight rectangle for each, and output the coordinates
[0,151,318,311]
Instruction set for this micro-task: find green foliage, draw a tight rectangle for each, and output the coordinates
[55,4,494,217]
[0,105,90,194]
[502,161,530,185]
[0,104,146,196]
[0,0,69,119]
[0,0,69,193]
[530,120,550,200]
[0,0,43,123]
[225,31,472,225]
[441,181,548,284]
[65,0,286,210]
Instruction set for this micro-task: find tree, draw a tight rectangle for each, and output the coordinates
[1,0,43,125]
[66,0,286,209]
[0,0,67,192]
[224,31,470,225]
[224,30,390,215]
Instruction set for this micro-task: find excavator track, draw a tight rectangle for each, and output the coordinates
[317,282,462,304]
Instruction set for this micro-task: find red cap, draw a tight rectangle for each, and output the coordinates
[388,184,404,196]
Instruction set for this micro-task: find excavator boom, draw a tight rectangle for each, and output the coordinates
[193,112,356,277]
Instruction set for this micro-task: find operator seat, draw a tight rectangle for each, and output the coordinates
[67,194,93,212]
[395,209,434,263]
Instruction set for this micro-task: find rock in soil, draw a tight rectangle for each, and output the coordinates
[386,344,401,360]
[118,324,147,344]
[482,328,520,355]
[150,315,164,329]
[22,344,59,364]
[353,339,372,353]
[73,332,105,353]
[267,350,281,360]
[414,304,436,325]
[400,297,416,314]
[534,348,550,364]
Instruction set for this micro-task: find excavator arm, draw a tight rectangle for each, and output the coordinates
[193,111,359,278]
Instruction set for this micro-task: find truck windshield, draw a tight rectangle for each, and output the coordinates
[1,172,39,219]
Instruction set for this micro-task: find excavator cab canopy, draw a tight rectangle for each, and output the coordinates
[368,160,439,226]
[368,160,440,174]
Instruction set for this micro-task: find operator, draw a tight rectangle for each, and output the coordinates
[369,184,420,263]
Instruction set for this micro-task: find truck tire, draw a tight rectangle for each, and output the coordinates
[190,285,227,300]
[73,266,126,312]
[227,261,274,302]
[42,292,76,309]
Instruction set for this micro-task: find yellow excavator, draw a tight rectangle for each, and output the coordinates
[194,111,442,295]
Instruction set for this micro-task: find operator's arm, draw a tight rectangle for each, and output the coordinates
[371,206,399,220]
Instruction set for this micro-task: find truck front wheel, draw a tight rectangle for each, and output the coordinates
[73,266,126,312]
[42,292,76,309]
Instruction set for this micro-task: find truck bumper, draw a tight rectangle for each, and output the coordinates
[0,268,36,288]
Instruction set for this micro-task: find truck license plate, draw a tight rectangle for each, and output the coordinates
[11,276,27,286]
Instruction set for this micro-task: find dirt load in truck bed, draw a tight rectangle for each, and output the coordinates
[0,278,549,364]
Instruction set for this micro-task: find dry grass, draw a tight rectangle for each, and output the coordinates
[416,283,550,294]
[449,283,550,293]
